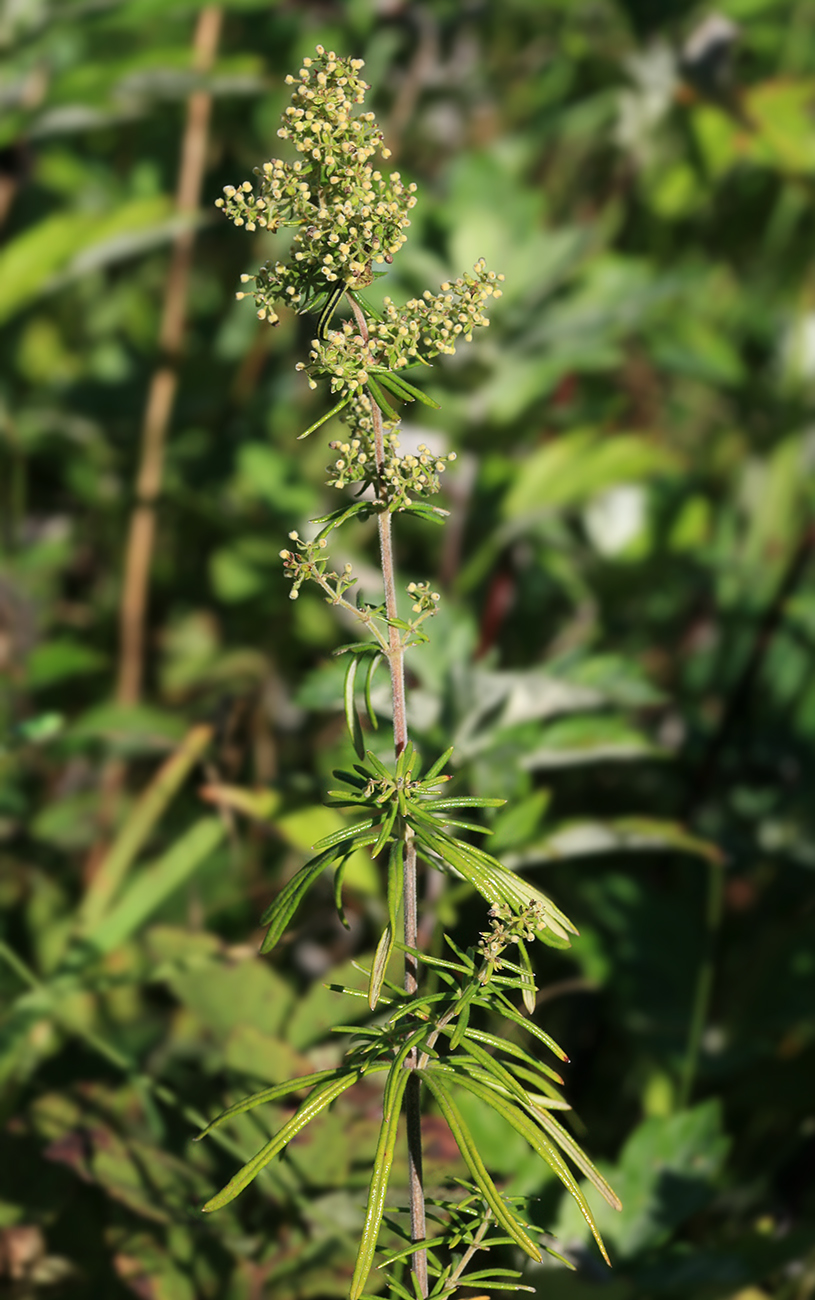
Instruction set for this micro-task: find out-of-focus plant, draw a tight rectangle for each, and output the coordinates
[197,46,621,1299]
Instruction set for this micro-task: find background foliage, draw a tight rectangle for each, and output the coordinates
[1,0,814,1297]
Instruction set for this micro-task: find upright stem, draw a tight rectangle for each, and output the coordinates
[355,289,426,1292]
[116,6,222,706]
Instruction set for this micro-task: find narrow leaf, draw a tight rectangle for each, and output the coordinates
[517,939,537,1015]
[345,656,366,759]
[297,395,350,439]
[312,819,376,851]
[421,1071,542,1262]
[349,1031,426,1299]
[423,746,454,782]
[333,856,351,929]
[371,802,398,859]
[531,1105,622,1211]
[446,1071,613,1265]
[369,925,394,1011]
[366,376,400,420]
[364,654,382,729]
[371,369,442,409]
[194,1069,346,1140]
[259,851,335,953]
[202,1072,359,1211]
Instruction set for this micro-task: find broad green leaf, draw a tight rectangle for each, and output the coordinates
[168,957,294,1040]
[509,817,723,867]
[502,429,679,522]
[0,197,175,325]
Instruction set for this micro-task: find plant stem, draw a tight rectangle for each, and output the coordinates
[116,5,222,707]
[372,394,428,1297]
[351,289,427,1295]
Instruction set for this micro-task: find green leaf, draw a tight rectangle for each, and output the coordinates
[422,746,455,782]
[371,801,398,860]
[464,1027,564,1084]
[420,1070,542,1262]
[344,654,366,759]
[368,925,394,1012]
[370,369,442,409]
[401,501,449,525]
[297,395,350,439]
[85,817,224,957]
[333,856,351,929]
[530,1104,622,1212]
[0,197,175,326]
[482,996,569,1063]
[202,1071,360,1212]
[363,654,382,729]
[79,725,213,930]
[312,819,376,852]
[502,429,679,522]
[516,939,537,1014]
[511,817,723,867]
[194,1068,345,1140]
[419,796,506,810]
[25,639,107,689]
[443,1070,612,1265]
[369,840,404,1009]
[259,851,335,954]
[349,1031,426,1300]
[366,376,400,420]
[553,1101,729,1260]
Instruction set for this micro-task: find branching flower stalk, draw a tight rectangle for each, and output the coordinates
[199,47,620,1300]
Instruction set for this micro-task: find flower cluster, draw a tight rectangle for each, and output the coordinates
[216,46,416,325]
[406,580,440,615]
[369,262,503,362]
[294,260,504,390]
[327,424,456,509]
[478,902,548,967]
[278,530,357,603]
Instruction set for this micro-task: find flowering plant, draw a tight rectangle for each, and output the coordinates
[200,45,619,1300]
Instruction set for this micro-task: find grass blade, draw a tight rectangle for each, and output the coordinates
[86,817,224,957]
[79,724,213,930]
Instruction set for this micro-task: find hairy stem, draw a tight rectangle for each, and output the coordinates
[351,292,427,1294]
[373,395,427,1296]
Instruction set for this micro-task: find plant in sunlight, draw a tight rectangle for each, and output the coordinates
[201,45,620,1299]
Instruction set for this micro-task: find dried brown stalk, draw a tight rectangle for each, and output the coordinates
[116,6,223,706]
